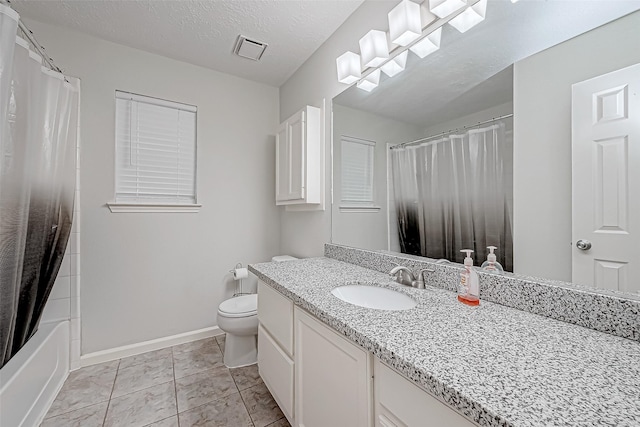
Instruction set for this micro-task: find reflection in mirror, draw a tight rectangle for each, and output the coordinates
[331,2,640,295]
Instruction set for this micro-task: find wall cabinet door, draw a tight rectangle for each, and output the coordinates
[275,106,321,206]
[295,307,372,427]
[374,359,477,427]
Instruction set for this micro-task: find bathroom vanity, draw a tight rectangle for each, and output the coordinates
[249,248,640,427]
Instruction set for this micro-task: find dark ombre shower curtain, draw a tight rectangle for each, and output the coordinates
[391,123,513,270]
[0,4,79,368]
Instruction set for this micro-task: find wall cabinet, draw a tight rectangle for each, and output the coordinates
[294,307,372,427]
[374,359,477,427]
[276,106,321,206]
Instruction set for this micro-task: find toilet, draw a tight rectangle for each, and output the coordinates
[217,255,297,368]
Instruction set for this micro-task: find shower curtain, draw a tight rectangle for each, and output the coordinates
[0,4,78,368]
[391,123,513,270]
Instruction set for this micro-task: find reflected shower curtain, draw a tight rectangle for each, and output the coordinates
[0,4,78,368]
[391,123,512,270]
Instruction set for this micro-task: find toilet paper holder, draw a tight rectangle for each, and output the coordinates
[230,262,250,297]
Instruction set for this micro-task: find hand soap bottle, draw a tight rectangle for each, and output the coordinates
[458,249,480,306]
[481,246,504,273]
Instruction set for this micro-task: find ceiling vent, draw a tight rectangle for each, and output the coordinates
[234,35,268,61]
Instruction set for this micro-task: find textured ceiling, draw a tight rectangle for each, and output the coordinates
[334,1,640,127]
[11,0,364,87]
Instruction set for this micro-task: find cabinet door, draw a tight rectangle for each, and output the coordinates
[287,109,305,201]
[374,359,477,427]
[275,121,289,202]
[295,307,372,427]
[257,281,293,356]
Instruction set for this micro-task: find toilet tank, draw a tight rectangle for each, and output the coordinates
[272,255,297,262]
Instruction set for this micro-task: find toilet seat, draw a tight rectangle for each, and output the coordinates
[218,294,257,318]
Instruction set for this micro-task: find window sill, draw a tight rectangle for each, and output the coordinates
[339,205,381,213]
[107,202,202,213]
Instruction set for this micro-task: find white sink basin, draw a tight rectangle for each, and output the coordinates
[331,284,417,311]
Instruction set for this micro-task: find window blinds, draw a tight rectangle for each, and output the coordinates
[115,91,197,204]
[341,136,375,204]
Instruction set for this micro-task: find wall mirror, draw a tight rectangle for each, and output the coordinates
[331,1,640,296]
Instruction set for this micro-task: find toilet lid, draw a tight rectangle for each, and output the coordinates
[218,294,257,317]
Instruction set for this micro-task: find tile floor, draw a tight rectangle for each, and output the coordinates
[41,336,290,427]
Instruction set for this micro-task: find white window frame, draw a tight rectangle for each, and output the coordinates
[108,91,200,213]
[339,136,380,212]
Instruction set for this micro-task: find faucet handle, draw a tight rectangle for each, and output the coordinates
[412,268,435,289]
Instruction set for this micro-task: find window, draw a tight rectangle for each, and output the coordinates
[110,91,198,212]
[340,136,376,208]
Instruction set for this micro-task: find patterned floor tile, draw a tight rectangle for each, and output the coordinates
[112,354,174,398]
[175,367,238,412]
[103,381,176,427]
[230,364,262,391]
[240,382,285,427]
[178,393,253,427]
[41,401,108,427]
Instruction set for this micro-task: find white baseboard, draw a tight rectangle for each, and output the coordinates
[79,326,223,368]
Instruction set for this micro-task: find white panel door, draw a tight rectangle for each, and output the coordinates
[572,63,640,293]
[295,307,372,427]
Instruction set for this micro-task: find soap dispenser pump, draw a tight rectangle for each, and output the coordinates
[481,246,504,273]
[458,249,480,306]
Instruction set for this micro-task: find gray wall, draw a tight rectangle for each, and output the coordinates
[513,11,640,281]
[27,20,281,354]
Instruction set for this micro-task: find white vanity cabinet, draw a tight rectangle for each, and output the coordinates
[294,307,372,427]
[275,105,321,206]
[374,359,477,427]
[257,281,295,424]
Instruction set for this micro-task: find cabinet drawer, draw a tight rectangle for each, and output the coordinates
[258,324,294,423]
[257,281,293,356]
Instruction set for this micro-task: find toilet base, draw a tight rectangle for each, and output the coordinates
[223,333,257,368]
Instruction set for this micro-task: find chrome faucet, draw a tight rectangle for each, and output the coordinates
[389,265,415,286]
[389,265,435,289]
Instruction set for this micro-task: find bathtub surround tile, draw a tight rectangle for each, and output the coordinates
[230,364,262,391]
[240,382,285,427]
[172,342,224,379]
[104,380,176,427]
[177,393,253,427]
[175,366,238,412]
[41,401,108,427]
[118,347,173,370]
[46,360,119,417]
[111,354,174,398]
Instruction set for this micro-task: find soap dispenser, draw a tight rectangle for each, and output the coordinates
[458,249,480,306]
[481,246,504,273]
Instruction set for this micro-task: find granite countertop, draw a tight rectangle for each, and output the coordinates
[249,257,640,427]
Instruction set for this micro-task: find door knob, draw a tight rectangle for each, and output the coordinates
[576,240,592,250]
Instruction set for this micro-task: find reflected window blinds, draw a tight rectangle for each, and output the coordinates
[341,136,375,204]
[115,91,197,204]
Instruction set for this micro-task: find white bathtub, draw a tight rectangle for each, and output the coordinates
[0,321,70,427]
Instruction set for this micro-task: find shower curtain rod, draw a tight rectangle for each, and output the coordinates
[2,0,63,73]
[390,113,514,150]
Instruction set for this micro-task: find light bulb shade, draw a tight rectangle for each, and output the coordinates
[336,51,361,84]
[449,0,487,33]
[429,0,466,19]
[357,69,381,92]
[388,0,422,47]
[359,30,389,68]
[409,27,442,59]
[381,51,408,77]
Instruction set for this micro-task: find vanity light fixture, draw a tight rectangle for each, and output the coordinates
[429,0,467,19]
[359,30,390,68]
[449,0,487,33]
[335,0,496,92]
[388,0,423,46]
[409,27,442,58]
[381,51,408,77]
[357,69,381,92]
[336,51,362,84]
